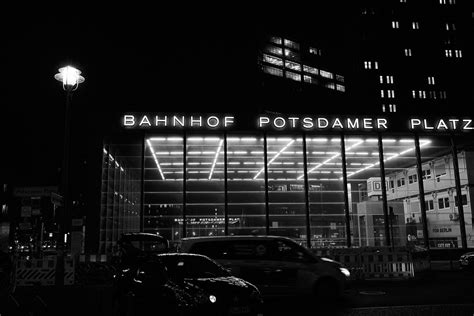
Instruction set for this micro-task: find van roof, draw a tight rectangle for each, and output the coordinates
[181,235,296,242]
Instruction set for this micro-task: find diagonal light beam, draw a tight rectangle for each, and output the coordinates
[254,139,295,180]
[209,139,224,180]
[146,139,165,180]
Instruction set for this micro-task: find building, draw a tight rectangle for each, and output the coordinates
[75,1,473,254]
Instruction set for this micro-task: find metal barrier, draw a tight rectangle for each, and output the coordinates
[311,247,430,280]
[14,256,74,286]
[75,254,115,286]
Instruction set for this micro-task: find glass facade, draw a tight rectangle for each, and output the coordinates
[99,133,474,253]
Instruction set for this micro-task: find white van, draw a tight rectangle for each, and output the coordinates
[180,235,350,299]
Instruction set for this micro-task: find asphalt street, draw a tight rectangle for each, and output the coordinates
[2,270,474,316]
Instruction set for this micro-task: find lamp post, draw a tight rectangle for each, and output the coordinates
[54,66,85,286]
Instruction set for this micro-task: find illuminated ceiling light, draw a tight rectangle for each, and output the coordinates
[241,137,257,141]
[146,139,165,180]
[227,137,240,141]
[254,139,295,179]
[228,162,240,165]
[149,137,166,141]
[167,137,183,141]
[209,139,224,180]
[251,151,264,155]
[311,138,328,142]
[382,139,396,143]
[400,139,414,143]
[331,138,340,142]
[156,151,169,155]
[299,140,363,180]
[103,148,108,154]
[187,137,203,141]
[205,137,220,141]
[365,139,378,142]
[54,66,85,91]
[233,151,247,155]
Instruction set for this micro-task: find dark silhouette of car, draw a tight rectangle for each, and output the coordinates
[115,232,169,267]
[459,252,474,270]
[180,235,350,300]
[113,253,264,316]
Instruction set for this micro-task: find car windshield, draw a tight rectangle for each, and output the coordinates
[159,255,230,279]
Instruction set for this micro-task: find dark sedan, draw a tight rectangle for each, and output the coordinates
[113,253,263,316]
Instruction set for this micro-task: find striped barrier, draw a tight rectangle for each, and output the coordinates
[15,256,74,286]
[311,247,430,280]
[75,254,115,285]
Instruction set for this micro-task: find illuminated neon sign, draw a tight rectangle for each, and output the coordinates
[257,116,388,130]
[123,114,235,129]
[409,118,474,131]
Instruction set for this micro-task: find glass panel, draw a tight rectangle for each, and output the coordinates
[227,135,266,235]
[100,139,142,254]
[344,137,384,247]
[383,136,427,247]
[265,136,306,245]
[144,136,183,249]
[306,136,346,248]
[421,138,465,248]
[186,135,225,238]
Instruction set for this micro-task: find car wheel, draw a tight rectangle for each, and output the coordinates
[314,277,340,302]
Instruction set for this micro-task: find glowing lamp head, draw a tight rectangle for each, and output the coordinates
[54,66,85,91]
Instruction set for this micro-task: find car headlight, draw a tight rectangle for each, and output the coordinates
[209,295,217,303]
[339,267,351,278]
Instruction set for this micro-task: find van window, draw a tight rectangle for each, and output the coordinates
[189,240,274,260]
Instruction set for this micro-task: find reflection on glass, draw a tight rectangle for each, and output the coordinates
[100,141,142,254]
[383,137,429,247]
[344,137,385,247]
[143,136,183,249]
[227,135,266,235]
[421,138,471,248]
[306,137,346,248]
[264,137,306,244]
[186,135,225,238]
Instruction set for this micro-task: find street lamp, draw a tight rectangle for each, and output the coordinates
[54,65,84,286]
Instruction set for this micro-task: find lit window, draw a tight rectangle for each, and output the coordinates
[389,104,397,112]
[284,49,299,60]
[262,66,283,77]
[445,49,452,57]
[412,90,417,98]
[404,48,412,56]
[445,23,456,31]
[269,36,282,45]
[325,82,335,89]
[454,50,462,58]
[364,61,371,69]
[439,91,447,99]
[309,47,321,55]
[303,65,318,75]
[380,90,385,98]
[336,74,344,82]
[263,54,283,66]
[265,45,283,56]
[428,76,435,85]
[374,61,379,69]
[400,0,406,3]
[392,21,399,29]
[412,22,419,29]
[382,104,386,112]
[388,90,395,98]
[320,70,333,79]
[336,84,345,92]
[304,75,317,84]
[429,91,437,99]
[285,61,301,71]
[283,39,300,50]
[285,71,301,81]
[379,75,384,84]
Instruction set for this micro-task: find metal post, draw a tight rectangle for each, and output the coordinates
[140,133,145,232]
[182,132,187,238]
[224,133,228,235]
[414,135,430,249]
[263,132,270,235]
[302,134,311,248]
[377,134,391,247]
[451,137,467,249]
[56,91,72,286]
[340,134,352,247]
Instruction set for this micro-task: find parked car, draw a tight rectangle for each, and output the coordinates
[113,253,264,316]
[180,235,350,299]
[459,252,474,270]
[115,232,169,267]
